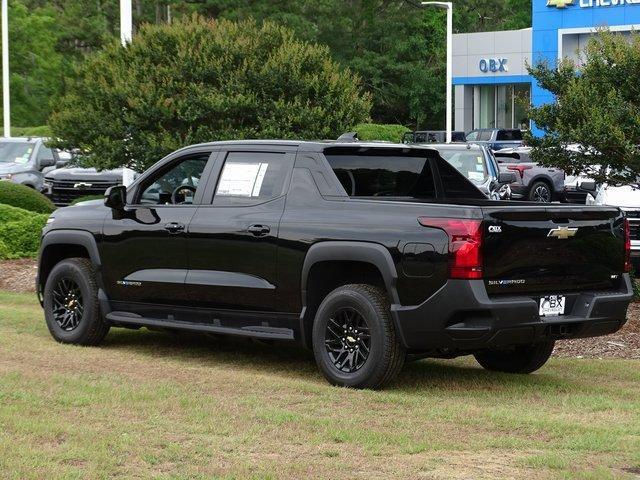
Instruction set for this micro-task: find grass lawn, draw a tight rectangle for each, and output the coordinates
[1,290,639,479]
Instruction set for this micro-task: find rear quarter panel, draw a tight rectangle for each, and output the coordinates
[276,165,482,313]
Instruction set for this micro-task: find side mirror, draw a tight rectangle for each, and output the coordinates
[38,157,56,169]
[498,171,517,184]
[104,185,127,210]
[578,180,597,192]
[55,160,67,169]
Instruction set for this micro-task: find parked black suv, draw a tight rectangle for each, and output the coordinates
[37,140,633,388]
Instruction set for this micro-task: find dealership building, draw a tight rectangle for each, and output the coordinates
[453,0,640,134]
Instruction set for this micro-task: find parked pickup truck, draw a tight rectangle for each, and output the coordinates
[43,167,124,207]
[0,137,65,191]
[37,140,632,388]
[465,128,524,151]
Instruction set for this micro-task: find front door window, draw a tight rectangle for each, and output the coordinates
[138,155,210,205]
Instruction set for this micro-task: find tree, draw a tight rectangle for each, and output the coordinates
[48,16,371,171]
[526,30,640,184]
[0,0,65,127]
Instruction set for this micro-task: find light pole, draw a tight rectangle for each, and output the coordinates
[422,1,452,143]
[2,0,10,137]
[120,0,132,46]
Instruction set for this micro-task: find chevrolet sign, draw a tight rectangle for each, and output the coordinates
[74,182,93,189]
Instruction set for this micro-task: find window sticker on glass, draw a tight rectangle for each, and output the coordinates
[217,162,269,197]
[14,157,29,164]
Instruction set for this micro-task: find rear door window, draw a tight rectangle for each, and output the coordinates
[212,152,292,206]
[325,149,436,199]
[496,130,523,141]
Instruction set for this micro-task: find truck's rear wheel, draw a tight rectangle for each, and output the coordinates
[474,340,555,374]
[312,284,405,389]
[43,258,110,346]
[528,181,552,203]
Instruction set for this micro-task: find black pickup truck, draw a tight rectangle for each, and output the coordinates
[37,140,633,388]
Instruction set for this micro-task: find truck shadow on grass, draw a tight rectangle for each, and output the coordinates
[102,327,570,392]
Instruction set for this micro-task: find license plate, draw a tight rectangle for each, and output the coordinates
[539,295,566,316]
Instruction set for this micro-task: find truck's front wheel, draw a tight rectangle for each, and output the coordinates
[43,258,110,346]
[474,340,555,374]
[312,284,405,389]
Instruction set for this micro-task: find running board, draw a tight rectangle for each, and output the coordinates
[105,312,295,340]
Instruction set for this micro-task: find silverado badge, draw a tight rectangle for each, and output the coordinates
[547,226,578,239]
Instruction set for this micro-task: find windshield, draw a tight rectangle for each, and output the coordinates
[439,149,489,185]
[0,141,36,164]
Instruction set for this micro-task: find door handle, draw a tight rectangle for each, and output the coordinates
[164,222,185,233]
[247,224,270,237]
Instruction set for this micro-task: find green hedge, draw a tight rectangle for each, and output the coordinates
[70,195,104,205]
[353,123,410,143]
[0,211,48,259]
[0,182,55,213]
[0,203,34,223]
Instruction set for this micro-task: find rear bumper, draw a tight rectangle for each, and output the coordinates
[391,275,633,352]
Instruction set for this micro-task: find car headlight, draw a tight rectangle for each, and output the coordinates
[46,216,56,225]
[0,173,12,181]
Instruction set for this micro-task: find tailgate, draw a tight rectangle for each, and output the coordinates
[482,205,625,295]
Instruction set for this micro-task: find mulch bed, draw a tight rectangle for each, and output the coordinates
[1,258,638,359]
[0,258,38,293]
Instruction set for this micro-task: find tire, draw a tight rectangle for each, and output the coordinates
[312,284,405,389]
[474,340,555,374]
[43,257,110,346]
[528,181,552,203]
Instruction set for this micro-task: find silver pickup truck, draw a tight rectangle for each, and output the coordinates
[0,137,64,191]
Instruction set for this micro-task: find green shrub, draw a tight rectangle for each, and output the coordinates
[0,214,48,259]
[0,239,9,259]
[49,15,372,172]
[0,182,55,213]
[353,123,410,143]
[70,195,104,205]
[0,203,34,223]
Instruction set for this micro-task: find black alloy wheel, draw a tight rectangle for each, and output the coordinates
[530,181,552,203]
[312,284,405,389]
[51,277,84,331]
[44,257,110,345]
[324,307,371,373]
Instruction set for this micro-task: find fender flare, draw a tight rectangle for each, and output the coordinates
[40,230,102,267]
[298,241,401,347]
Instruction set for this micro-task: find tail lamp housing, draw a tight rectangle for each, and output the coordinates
[507,164,532,179]
[418,218,483,279]
[624,218,631,273]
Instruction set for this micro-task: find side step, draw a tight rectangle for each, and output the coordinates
[105,312,295,340]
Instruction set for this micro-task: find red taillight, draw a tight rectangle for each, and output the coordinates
[417,218,483,279]
[507,164,532,179]
[624,218,631,273]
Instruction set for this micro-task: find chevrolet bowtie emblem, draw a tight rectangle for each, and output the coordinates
[548,226,578,239]
[74,182,93,189]
[547,0,574,7]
